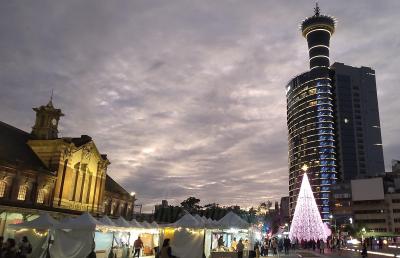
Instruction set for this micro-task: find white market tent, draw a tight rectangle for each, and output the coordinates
[150,221,159,228]
[171,213,204,228]
[164,214,205,258]
[130,219,144,228]
[114,217,131,228]
[9,213,58,230]
[50,212,103,258]
[204,212,252,258]
[99,215,117,228]
[141,221,153,229]
[9,213,58,258]
[207,218,217,228]
[55,212,103,230]
[217,211,249,229]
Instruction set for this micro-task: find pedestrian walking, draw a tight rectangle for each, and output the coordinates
[319,239,325,254]
[133,236,144,258]
[361,242,368,258]
[284,237,290,254]
[271,238,278,255]
[237,239,244,258]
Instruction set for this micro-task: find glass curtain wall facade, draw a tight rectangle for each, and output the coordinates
[286,5,337,222]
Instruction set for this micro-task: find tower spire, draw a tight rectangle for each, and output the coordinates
[47,89,54,107]
[314,2,320,16]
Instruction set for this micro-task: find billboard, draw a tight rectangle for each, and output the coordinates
[351,178,384,201]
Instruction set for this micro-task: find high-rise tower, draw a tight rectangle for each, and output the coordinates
[286,4,337,221]
[287,4,385,222]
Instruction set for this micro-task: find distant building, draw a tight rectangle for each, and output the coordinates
[393,160,400,174]
[0,99,135,235]
[330,175,400,235]
[331,182,352,225]
[331,63,385,180]
[280,196,290,222]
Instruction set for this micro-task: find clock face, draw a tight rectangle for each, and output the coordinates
[51,118,57,126]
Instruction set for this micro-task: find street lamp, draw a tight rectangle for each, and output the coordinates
[361,227,366,243]
[329,215,337,234]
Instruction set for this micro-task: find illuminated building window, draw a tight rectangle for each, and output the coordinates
[0,181,6,197]
[17,185,28,201]
[309,88,317,95]
[37,189,46,204]
[309,101,317,107]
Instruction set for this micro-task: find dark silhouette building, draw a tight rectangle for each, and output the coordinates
[286,4,385,222]
[332,63,385,181]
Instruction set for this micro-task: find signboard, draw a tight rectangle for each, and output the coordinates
[351,178,384,201]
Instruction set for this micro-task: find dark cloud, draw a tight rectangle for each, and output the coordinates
[1,0,399,211]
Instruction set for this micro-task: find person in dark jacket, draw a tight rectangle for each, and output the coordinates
[284,237,290,254]
[2,238,17,258]
[17,236,32,258]
[160,239,176,258]
[361,242,368,258]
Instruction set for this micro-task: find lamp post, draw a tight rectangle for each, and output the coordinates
[361,227,366,243]
[329,215,337,235]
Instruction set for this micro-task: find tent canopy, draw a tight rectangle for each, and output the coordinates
[99,216,116,227]
[9,213,58,230]
[56,212,103,230]
[217,211,249,229]
[140,221,153,229]
[171,214,203,228]
[114,217,131,228]
[150,221,159,228]
[130,219,143,228]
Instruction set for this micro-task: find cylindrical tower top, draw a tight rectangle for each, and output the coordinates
[301,3,336,70]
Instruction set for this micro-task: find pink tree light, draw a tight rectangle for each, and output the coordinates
[289,173,328,242]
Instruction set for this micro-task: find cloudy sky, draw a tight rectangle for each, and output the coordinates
[1,0,399,211]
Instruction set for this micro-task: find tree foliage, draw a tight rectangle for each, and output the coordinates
[180,196,201,213]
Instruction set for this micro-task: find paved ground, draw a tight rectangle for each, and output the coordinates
[290,248,398,258]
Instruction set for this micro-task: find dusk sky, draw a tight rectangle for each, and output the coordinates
[1,0,399,211]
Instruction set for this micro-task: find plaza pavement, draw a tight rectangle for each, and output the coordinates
[287,248,397,258]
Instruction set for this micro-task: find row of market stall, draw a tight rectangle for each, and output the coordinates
[8,211,259,258]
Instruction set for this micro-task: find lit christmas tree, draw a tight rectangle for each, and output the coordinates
[289,171,329,242]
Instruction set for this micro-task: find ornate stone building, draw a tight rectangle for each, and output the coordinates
[0,99,135,234]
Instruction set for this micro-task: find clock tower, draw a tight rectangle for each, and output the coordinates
[31,96,64,140]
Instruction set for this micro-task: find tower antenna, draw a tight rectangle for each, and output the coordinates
[50,89,54,102]
[314,2,320,16]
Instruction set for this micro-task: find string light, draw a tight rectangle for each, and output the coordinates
[33,229,48,237]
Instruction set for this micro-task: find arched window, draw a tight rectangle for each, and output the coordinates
[17,185,28,201]
[0,181,6,197]
[37,189,46,204]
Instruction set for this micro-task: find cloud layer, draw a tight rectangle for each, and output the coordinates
[1,0,399,211]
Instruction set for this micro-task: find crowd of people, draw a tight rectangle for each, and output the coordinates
[252,236,291,257]
[0,236,32,258]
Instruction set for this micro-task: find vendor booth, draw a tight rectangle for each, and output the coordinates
[135,220,160,256]
[9,213,59,258]
[162,213,205,258]
[205,212,251,258]
[51,212,102,258]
